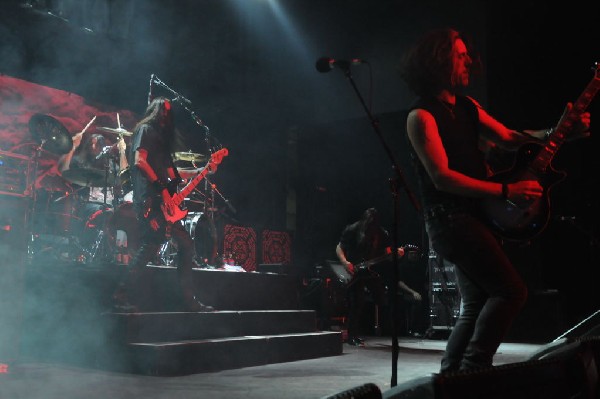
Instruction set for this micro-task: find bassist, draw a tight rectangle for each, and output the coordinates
[114,97,215,312]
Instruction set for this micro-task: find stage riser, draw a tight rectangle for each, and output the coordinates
[108,311,319,343]
[127,332,343,375]
[20,262,341,374]
[23,262,301,312]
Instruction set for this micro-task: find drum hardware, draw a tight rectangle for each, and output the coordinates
[26,113,73,261]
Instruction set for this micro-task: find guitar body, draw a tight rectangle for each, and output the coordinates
[143,148,228,233]
[481,62,599,241]
[480,142,566,241]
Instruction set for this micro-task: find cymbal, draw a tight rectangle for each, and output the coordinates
[29,114,73,155]
[174,152,206,162]
[62,168,116,187]
[97,126,133,136]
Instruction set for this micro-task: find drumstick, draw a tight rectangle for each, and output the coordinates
[78,115,96,136]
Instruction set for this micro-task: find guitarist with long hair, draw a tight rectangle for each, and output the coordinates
[400,28,591,372]
[114,97,215,312]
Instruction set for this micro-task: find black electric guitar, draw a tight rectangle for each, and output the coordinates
[480,63,599,242]
[145,148,228,229]
[353,244,421,273]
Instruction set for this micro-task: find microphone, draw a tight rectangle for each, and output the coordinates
[148,74,155,105]
[96,145,115,160]
[315,57,366,73]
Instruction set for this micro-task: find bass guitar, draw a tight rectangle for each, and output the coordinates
[480,63,599,241]
[146,148,228,228]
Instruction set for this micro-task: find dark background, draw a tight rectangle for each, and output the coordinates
[1,0,598,327]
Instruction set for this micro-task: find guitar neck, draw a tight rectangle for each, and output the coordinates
[172,169,209,207]
[169,148,228,208]
[531,67,600,173]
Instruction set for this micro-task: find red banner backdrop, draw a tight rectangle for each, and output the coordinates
[261,229,291,265]
[0,75,138,190]
[223,224,257,272]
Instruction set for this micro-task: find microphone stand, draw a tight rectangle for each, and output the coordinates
[337,65,421,387]
[152,75,218,206]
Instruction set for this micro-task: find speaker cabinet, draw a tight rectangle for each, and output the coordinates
[428,250,460,332]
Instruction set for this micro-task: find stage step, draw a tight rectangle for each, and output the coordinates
[20,262,343,375]
[106,331,342,376]
[66,310,343,375]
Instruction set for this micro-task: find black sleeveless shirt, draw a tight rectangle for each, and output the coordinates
[407,95,488,214]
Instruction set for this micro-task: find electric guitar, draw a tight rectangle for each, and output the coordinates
[147,148,228,227]
[353,244,421,273]
[480,63,599,241]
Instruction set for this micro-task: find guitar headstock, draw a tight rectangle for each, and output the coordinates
[206,148,229,172]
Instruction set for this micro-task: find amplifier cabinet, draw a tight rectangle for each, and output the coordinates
[428,250,461,330]
[0,150,33,197]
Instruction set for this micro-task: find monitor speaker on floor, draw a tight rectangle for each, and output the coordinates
[431,339,599,399]
[321,382,382,399]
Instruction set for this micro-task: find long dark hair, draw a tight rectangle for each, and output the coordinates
[357,207,380,244]
[400,28,480,97]
[134,96,175,149]
[77,133,106,164]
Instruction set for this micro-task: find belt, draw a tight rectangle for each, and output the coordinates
[423,203,466,221]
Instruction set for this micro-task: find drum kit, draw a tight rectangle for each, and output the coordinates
[24,114,137,265]
[21,113,224,267]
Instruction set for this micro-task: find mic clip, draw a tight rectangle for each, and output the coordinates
[96,145,114,160]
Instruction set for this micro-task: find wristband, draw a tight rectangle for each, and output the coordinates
[501,183,509,200]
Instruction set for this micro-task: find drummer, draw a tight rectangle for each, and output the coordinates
[58,132,129,207]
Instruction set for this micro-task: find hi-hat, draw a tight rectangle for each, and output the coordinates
[174,152,206,162]
[97,126,133,136]
[62,168,116,187]
[29,114,73,155]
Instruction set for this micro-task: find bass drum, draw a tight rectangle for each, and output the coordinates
[185,212,217,265]
[107,202,140,264]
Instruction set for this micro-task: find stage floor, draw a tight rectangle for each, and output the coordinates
[1,336,542,399]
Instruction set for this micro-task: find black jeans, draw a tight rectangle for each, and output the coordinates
[123,212,198,307]
[346,272,386,339]
[426,210,528,372]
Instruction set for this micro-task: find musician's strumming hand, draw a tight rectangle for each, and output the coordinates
[505,180,543,203]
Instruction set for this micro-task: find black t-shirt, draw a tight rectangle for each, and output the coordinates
[338,222,390,264]
[130,123,178,214]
